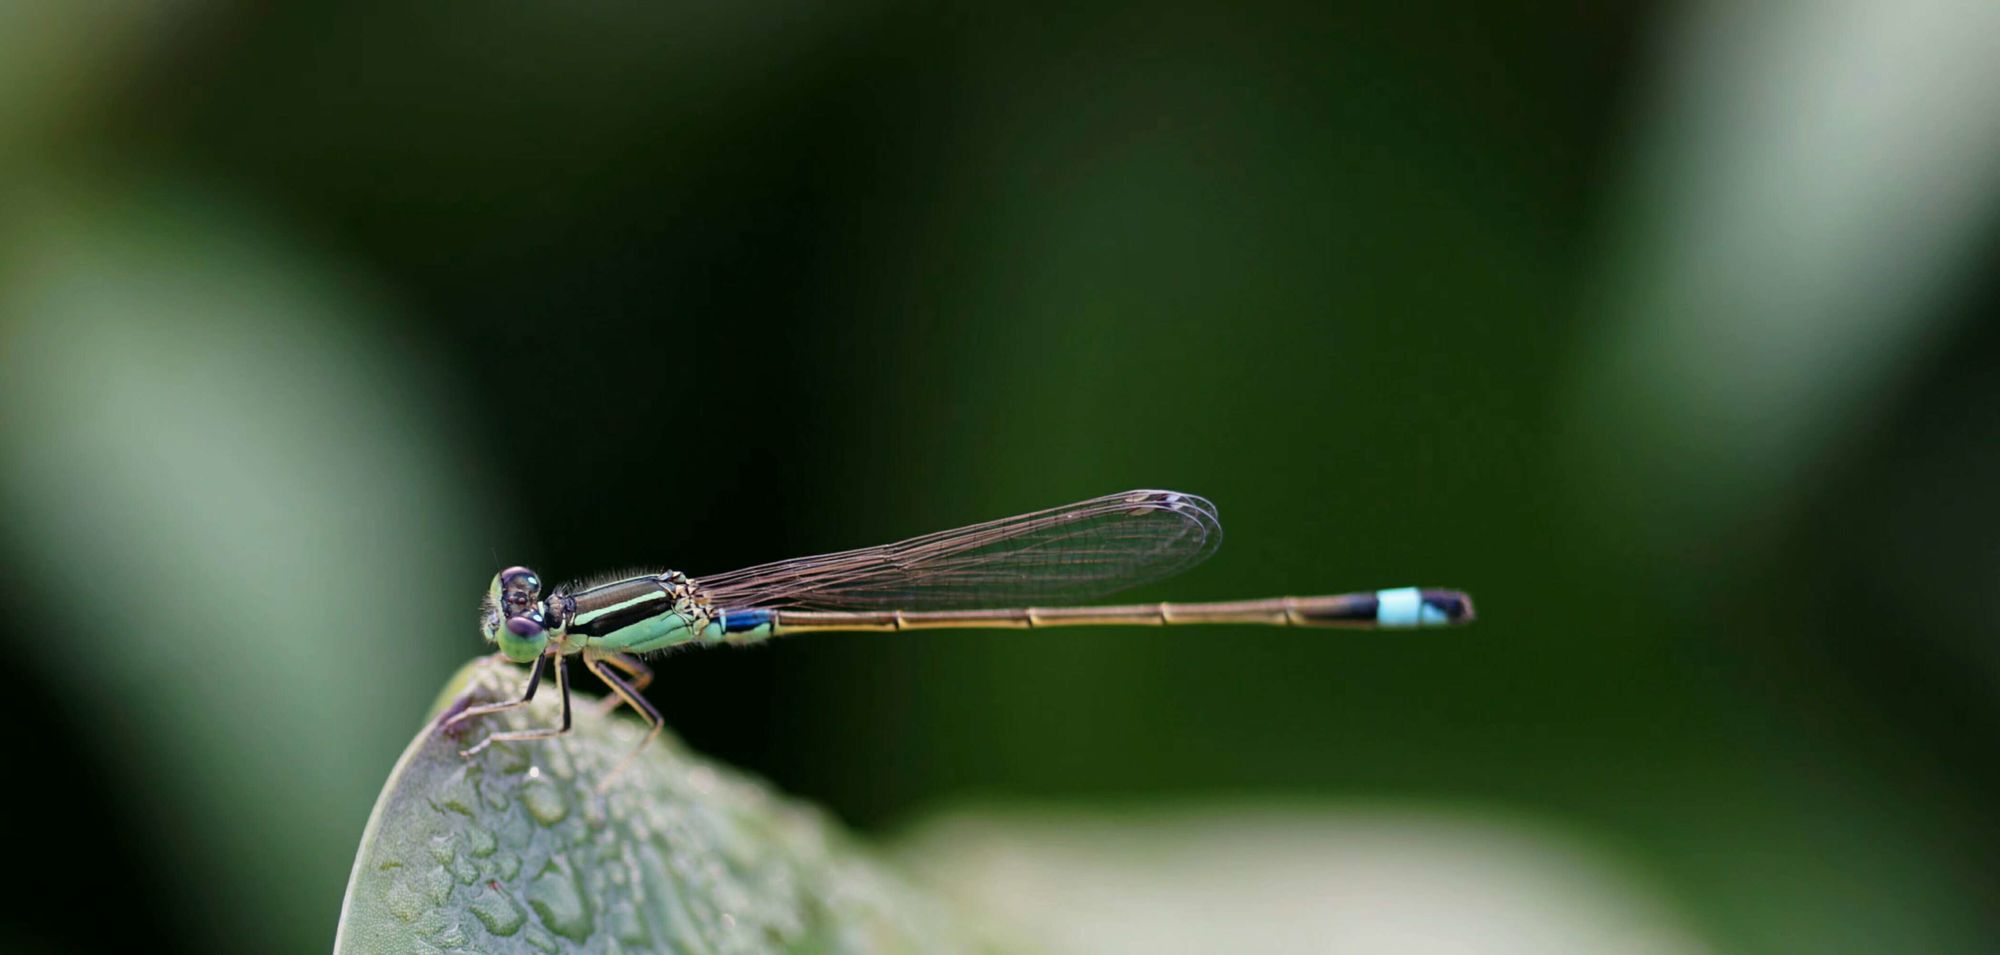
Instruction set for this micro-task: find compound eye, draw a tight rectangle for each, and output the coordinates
[500,566,542,597]
[506,615,545,639]
[499,566,543,616]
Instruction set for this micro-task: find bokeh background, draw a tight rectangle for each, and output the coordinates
[4,1,1999,952]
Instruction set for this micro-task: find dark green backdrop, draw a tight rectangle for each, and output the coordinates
[4,2,1998,952]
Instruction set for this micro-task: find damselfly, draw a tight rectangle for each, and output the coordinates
[446,490,1473,785]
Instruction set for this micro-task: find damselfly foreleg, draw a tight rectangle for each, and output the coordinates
[443,651,547,736]
[455,653,573,757]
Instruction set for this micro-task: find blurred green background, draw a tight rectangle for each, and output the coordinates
[4,2,1999,953]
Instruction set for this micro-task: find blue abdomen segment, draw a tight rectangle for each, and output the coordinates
[719,608,775,643]
[1374,587,1472,628]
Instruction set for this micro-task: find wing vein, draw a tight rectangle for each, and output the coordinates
[697,489,1222,611]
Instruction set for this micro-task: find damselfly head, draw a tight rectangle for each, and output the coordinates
[483,566,553,661]
[498,566,543,615]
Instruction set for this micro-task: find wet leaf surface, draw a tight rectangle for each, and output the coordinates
[337,656,999,954]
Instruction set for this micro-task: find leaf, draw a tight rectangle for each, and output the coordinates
[336,656,1005,954]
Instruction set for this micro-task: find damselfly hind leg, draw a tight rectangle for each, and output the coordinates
[456,654,573,757]
[590,651,653,717]
[585,649,663,792]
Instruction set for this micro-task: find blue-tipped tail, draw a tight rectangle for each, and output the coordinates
[1374,587,1476,628]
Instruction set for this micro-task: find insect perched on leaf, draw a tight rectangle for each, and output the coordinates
[446,490,1474,788]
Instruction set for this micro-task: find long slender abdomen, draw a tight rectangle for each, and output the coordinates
[718,587,1473,638]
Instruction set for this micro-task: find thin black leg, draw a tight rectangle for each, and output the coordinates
[590,651,654,715]
[459,654,574,757]
[586,653,664,790]
[444,652,547,733]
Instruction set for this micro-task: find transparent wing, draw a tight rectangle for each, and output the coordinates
[697,490,1222,611]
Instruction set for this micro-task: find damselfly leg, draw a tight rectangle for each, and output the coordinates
[442,652,548,735]
[452,653,573,757]
[585,649,663,791]
[590,651,653,717]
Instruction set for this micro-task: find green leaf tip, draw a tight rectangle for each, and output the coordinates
[337,655,1000,954]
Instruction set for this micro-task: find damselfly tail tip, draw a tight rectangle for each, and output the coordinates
[1369,586,1474,628]
[1288,587,1475,628]
[1418,588,1475,626]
